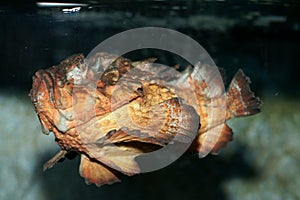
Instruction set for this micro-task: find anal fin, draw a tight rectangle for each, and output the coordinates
[210,123,233,155]
[191,123,233,156]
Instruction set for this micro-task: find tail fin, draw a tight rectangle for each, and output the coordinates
[226,69,262,119]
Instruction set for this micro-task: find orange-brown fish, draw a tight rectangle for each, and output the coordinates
[30,53,261,186]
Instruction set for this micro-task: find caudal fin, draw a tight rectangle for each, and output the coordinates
[226,69,262,119]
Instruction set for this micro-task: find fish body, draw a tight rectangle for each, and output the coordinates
[30,53,261,186]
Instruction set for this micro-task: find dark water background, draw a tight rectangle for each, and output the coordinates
[1,0,299,96]
[0,1,299,200]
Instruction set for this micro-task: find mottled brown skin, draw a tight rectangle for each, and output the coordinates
[30,53,261,186]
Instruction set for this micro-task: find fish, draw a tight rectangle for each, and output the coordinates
[30,52,262,186]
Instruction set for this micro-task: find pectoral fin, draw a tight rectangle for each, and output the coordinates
[79,154,121,187]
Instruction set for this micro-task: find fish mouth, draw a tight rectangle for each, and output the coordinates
[30,69,57,135]
[30,69,55,108]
